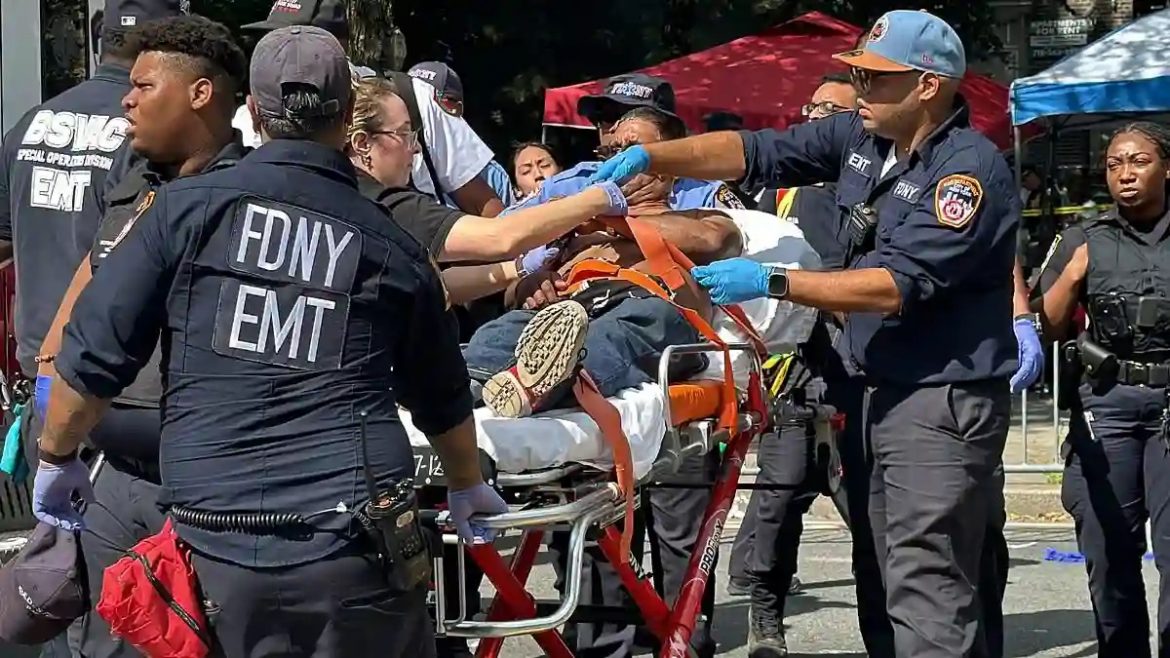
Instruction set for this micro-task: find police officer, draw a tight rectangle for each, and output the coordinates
[30,25,508,658]
[31,15,249,658]
[1032,121,1170,658]
[593,11,1016,657]
[724,74,866,658]
[0,0,185,402]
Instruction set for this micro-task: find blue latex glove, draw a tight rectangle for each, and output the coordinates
[32,457,94,531]
[591,180,629,216]
[587,145,650,185]
[1011,318,1044,393]
[34,374,52,417]
[519,244,561,275]
[447,482,508,544]
[691,258,770,305]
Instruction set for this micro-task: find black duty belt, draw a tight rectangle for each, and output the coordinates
[1116,360,1170,387]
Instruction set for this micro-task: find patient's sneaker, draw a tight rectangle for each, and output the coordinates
[482,300,589,418]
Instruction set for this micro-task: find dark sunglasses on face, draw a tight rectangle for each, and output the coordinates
[437,94,464,117]
[850,67,927,95]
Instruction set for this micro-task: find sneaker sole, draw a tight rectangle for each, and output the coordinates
[482,301,589,418]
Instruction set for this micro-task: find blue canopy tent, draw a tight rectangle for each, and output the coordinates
[1011,8,1170,130]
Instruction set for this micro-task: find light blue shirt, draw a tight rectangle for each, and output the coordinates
[443,159,515,209]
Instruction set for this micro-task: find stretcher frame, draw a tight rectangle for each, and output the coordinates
[424,341,837,658]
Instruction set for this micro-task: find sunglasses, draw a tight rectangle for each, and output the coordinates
[437,94,464,117]
[849,67,924,95]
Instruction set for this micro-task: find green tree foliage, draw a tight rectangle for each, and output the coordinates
[197,0,1003,159]
[388,0,1002,156]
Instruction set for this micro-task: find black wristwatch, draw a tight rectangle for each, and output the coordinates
[38,446,78,465]
[766,267,790,299]
[1015,312,1040,331]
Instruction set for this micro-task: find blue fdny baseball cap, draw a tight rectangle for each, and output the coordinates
[833,10,967,78]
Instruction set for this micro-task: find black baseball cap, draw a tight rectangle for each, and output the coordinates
[703,111,743,132]
[243,0,349,40]
[250,26,352,120]
[103,0,188,29]
[577,73,680,124]
[408,62,464,102]
[0,524,88,645]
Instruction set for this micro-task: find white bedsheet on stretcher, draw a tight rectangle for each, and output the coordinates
[400,209,820,478]
[400,383,667,480]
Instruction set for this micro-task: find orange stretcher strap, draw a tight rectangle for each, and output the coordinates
[572,371,635,561]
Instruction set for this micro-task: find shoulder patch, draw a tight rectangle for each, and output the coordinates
[715,184,746,210]
[934,174,983,229]
[110,190,156,250]
[1038,234,1062,273]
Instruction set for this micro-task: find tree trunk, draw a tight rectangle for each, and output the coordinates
[347,0,406,74]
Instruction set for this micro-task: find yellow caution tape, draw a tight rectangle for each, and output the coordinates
[1021,204,1111,218]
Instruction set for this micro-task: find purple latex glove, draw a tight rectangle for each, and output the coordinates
[32,457,94,530]
[591,180,628,216]
[519,244,561,275]
[447,482,508,544]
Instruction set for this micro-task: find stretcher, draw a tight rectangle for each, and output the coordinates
[398,210,837,658]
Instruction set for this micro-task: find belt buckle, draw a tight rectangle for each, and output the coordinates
[1130,363,1149,386]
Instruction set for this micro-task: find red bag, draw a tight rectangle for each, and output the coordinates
[95,519,212,658]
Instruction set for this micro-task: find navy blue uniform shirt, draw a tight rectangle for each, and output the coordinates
[56,140,472,567]
[0,63,138,377]
[740,100,1018,384]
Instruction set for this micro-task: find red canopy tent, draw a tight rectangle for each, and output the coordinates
[543,11,1020,150]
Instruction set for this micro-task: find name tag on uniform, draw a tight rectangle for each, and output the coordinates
[212,197,362,371]
[892,180,921,203]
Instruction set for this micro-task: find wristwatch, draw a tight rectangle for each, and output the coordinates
[1015,312,1040,331]
[766,267,790,299]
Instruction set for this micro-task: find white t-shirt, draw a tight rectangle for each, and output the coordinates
[406,77,493,198]
[695,208,823,389]
[231,77,494,199]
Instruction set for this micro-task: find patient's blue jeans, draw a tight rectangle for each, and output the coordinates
[462,296,700,404]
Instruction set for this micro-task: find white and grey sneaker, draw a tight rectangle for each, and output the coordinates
[482,300,589,418]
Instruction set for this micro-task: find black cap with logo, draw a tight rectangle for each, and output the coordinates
[408,62,464,103]
[103,0,188,30]
[244,0,350,41]
[577,73,680,125]
[0,524,88,645]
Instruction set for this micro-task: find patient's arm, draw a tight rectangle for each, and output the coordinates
[631,209,743,265]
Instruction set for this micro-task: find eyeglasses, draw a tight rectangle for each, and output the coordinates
[370,127,419,149]
[801,101,851,118]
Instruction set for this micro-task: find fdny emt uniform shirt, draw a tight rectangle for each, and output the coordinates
[55,141,472,567]
[738,101,1018,385]
[0,63,136,377]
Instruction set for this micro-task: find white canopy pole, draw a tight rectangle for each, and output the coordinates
[0,0,43,134]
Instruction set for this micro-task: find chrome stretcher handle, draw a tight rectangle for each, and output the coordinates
[428,485,619,531]
[442,504,612,638]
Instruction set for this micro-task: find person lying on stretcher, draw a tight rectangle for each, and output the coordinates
[463,118,743,418]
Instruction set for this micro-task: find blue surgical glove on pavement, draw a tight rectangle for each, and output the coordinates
[32,457,94,531]
[34,374,52,417]
[587,145,650,185]
[591,180,629,216]
[447,482,509,544]
[691,258,770,305]
[519,244,561,275]
[1011,318,1044,393]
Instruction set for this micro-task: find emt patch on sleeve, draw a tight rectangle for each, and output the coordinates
[934,174,983,229]
[715,184,746,209]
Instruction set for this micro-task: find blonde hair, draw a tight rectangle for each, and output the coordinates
[349,77,400,141]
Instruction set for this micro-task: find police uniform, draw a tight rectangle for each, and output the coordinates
[69,140,247,658]
[1033,207,1170,657]
[736,88,1017,658]
[53,28,454,658]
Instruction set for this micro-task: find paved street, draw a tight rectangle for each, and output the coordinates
[482,523,1139,657]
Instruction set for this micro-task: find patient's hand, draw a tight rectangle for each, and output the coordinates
[516,271,568,310]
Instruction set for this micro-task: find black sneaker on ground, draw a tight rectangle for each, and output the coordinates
[788,574,803,595]
[747,599,788,658]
